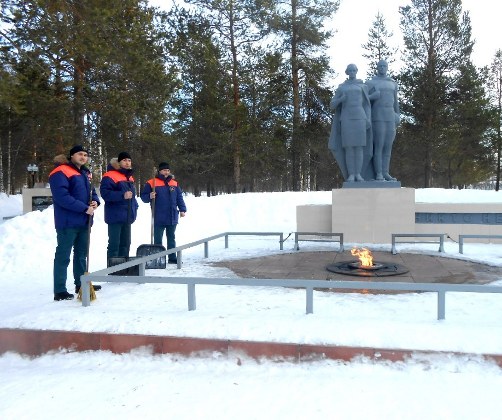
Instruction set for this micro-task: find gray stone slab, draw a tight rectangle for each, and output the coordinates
[211,251,502,289]
[342,180,401,188]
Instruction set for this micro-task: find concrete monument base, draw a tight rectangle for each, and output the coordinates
[296,188,502,244]
[342,180,401,189]
[331,188,415,243]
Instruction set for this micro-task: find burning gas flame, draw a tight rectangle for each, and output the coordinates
[351,247,374,267]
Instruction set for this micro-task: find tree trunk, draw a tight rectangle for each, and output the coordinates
[229,5,241,193]
[73,59,85,145]
[7,108,12,194]
[496,77,502,191]
[291,0,301,191]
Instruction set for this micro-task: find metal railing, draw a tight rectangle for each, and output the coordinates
[391,233,446,255]
[459,234,502,254]
[81,230,502,319]
[81,273,502,320]
[294,232,344,252]
[83,231,284,275]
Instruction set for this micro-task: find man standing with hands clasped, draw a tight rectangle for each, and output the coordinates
[49,145,101,301]
[100,152,139,261]
[141,162,186,264]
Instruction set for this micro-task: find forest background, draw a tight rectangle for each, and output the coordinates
[0,0,501,196]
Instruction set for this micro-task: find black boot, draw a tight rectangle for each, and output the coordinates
[75,284,102,294]
[54,291,74,301]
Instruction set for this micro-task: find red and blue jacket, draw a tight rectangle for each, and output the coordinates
[49,163,100,230]
[100,168,138,224]
[140,174,187,226]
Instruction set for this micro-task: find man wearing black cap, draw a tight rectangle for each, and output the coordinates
[100,151,139,260]
[49,145,101,301]
[140,162,186,264]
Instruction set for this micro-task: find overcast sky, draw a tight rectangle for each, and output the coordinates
[327,0,501,85]
[149,0,501,86]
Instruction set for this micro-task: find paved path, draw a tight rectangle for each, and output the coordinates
[212,250,502,287]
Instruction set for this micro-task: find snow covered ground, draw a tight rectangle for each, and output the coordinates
[1,189,502,419]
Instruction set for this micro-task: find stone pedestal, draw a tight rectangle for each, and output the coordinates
[331,188,415,244]
[296,188,502,245]
[296,204,332,233]
[22,187,53,214]
[342,180,401,189]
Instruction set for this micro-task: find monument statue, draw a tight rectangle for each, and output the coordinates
[328,64,373,182]
[366,59,400,181]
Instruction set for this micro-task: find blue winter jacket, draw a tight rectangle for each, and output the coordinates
[100,167,138,225]
[140,174,187,226]
[49,163,100,230]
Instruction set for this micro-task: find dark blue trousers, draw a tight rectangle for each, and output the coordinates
[53,227,88,293]
[107,223,131,258]
[154,224,177,261]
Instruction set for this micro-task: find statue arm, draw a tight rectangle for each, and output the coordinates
[394,82,400,113]
[369,90,380,100]
[394,81,400,125]
[329,96,337,110]
[366,81,380,100]
[330,87,345,110]
[365,79,380,101]
[362,85,372,128]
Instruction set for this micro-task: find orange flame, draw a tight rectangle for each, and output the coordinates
[351,247,374,267]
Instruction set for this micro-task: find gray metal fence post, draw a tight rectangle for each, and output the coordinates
[188,283,196,311]
[459,236,464,254]
[177,251,182,269]
[306,287,314,314]
[82,276,90,307]
[138,262,145,277]
[225,234,229,249]
[439,235,445,253]
[391,234,397,255]
[204,242,209,258]
[437,291,446,320]
[295,232,299,251]
[280,233,284,250]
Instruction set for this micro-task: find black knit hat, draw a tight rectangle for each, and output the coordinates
[69,145,88,157]
[118,151,132,162]
[158,162,170,171]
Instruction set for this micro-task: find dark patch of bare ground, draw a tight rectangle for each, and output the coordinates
[211,250,502,294]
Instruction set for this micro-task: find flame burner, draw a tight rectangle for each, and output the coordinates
[348,261,384,270]
[326,260,409,277]
[328,246,409,277]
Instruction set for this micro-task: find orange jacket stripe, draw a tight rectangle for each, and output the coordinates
[102,170,135,183]
[49,165,81,178]
[147,177,178,188]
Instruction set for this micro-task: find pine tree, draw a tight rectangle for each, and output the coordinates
[1,0,176,190]
[439,62,492,187]
[362,12,398,78]
[487,50,502,190]
[239,46,291,191]
[399,0,474,187]
[183,0,271,193]
[269,0,339,191]
[164,8,232,196]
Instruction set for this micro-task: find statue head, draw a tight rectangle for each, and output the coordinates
[376,60,388,76]
[345,64,358,79]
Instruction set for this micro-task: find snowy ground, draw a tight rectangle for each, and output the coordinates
[1,189,502,419]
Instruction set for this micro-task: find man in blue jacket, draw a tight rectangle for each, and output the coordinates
[49,145,100,301]
[141,162,186,264]
[100,152,138,260]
